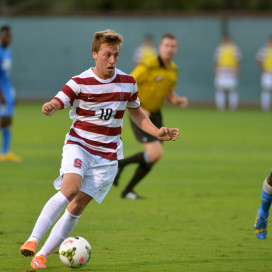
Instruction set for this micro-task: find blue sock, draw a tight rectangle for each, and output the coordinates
[1,127,11,155]
[259,179,272,219]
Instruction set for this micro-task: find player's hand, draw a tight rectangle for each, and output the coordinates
[177,97,188,108]
[157,127,180,141]
[42,101,58,116]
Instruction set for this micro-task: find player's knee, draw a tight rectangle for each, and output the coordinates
[157,149,163,160]
[61,187,81,202]
[150,149,163,163]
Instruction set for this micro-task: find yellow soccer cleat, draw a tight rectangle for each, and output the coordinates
[0,152,22,162]
[31,254,47,269]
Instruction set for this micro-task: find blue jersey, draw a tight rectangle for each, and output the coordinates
[0,44,13,96]
[0,44,15,117]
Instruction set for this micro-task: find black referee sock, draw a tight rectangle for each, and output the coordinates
[121,162,152,196]
[114,152,146,186]
[118,152,145,168]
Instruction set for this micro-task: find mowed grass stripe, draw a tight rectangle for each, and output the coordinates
[0,103,271,272]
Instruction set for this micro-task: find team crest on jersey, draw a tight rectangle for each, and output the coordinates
[156,76,162,81]
[120,93,125,101]
[74,158,82,169]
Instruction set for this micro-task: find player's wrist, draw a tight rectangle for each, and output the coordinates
[52,98,63,110]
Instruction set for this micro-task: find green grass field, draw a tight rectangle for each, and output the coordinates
[1,103,272,272]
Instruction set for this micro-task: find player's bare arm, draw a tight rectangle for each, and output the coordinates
[42,99,62,116]
[167,92,188,108]
[127,106,179,141]
[139,106,151,117]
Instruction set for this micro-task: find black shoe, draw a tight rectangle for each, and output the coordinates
[120,191,145,199]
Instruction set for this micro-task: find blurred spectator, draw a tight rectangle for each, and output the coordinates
[0,25,21,162]
[213,33,242,110]
[133,34,157,65]
[256,35,272,111]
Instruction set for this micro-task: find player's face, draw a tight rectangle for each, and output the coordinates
[159,38,178,62]
[93,43,120,80]
[222,35,231,43]
[0,30,12,48]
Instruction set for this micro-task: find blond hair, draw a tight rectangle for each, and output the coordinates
[91,29,123,53]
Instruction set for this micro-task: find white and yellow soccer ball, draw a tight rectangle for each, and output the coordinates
[59,236,91,268]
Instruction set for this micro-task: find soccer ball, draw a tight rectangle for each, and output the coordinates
[59,236,91,268]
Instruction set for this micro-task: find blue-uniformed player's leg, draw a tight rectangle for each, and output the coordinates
[0,96,21,162]
[254,170,272,239]
[1,119,11,155]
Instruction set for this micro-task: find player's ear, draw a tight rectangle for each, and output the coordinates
[92,51,97,61]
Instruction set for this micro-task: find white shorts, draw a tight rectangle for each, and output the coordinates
[54,144,118,204]
[261,73,272,91]
[215,75,237,91]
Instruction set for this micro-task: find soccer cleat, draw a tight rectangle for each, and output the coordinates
[0,152,22,162]
[31,254,47,269]
[20,240,37,257]
[254,210,268,239]
[121,191,145,200]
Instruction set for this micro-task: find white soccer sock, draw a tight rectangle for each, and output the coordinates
[261,91,271,112]
[36,209,80,258]
[215,91,226,110]
[27,191,69,243]
[228,91,238,110]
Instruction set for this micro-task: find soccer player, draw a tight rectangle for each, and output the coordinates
[256,35,272,111]
[133,34,157,65]
[113,33,188,199]
[254,170,272,239]
[0,25,21,162]
[213,33,242,111]
[19,30,180,269]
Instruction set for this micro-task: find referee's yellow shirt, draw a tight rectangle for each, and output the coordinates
[263,46,272,72]
[131,56,178,113]
[217,44,239,69]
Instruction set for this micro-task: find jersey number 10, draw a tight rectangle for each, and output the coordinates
[99,108,113,120]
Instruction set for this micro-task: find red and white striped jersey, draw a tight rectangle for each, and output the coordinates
[54,67,140,162]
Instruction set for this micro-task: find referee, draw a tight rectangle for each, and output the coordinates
[114,33,188,199]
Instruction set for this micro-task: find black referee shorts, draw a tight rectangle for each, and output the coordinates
[130,111,163,143]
